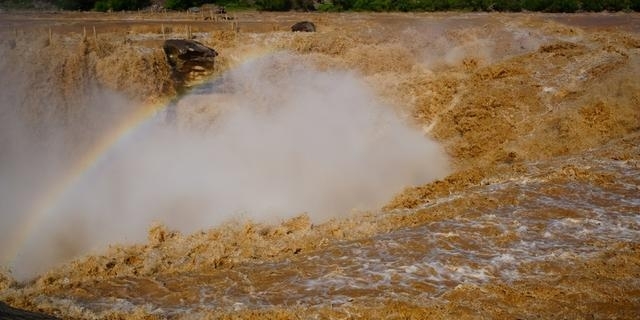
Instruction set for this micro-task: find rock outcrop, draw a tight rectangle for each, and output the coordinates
[0,302,59,320]
[163,39,218,90]
[291,21,316,32]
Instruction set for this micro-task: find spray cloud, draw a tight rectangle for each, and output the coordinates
[2,52,449,280]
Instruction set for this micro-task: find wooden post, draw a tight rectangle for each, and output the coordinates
[48,27,52,44]
[93,26,97,42]
[83,26,87,40]
[161,24,165,40]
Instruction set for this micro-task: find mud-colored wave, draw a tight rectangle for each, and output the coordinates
[0,11,639,319]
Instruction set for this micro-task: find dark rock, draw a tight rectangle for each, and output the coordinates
[0,301,60,320]
[201,4,226,14]
[291,21,316,32]
[163,39,218,90]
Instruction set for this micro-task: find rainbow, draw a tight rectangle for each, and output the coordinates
[4,48,278,275]
[4,101,169,271]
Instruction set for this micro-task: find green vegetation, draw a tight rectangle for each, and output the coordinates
[255,0,315,11]
[56,0,95,10]
[0,0,52,9]
[164,0,207,10]
[93,0,150,11]
[1,0,639,12]
[215,0,254,11]
[255,0,291,10]
[318,0,638,12]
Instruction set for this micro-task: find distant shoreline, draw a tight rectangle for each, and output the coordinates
[2,0,640,14]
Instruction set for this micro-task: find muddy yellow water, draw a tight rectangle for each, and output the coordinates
[0,11,639,319]
[30,138,638,319]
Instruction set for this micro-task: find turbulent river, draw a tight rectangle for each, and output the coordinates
[57,137,640,318]
[0,11,639,319]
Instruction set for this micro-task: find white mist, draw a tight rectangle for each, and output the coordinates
[4,53,450,280]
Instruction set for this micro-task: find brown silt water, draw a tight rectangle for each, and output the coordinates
[0,11,639,319]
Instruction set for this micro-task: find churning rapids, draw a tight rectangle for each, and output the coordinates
[50,138,640,318]
[0,10,639,319]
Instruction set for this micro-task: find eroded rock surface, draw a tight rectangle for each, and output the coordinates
[0,302,59,320]
[163,39,218,90]
[291,21,316,32]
